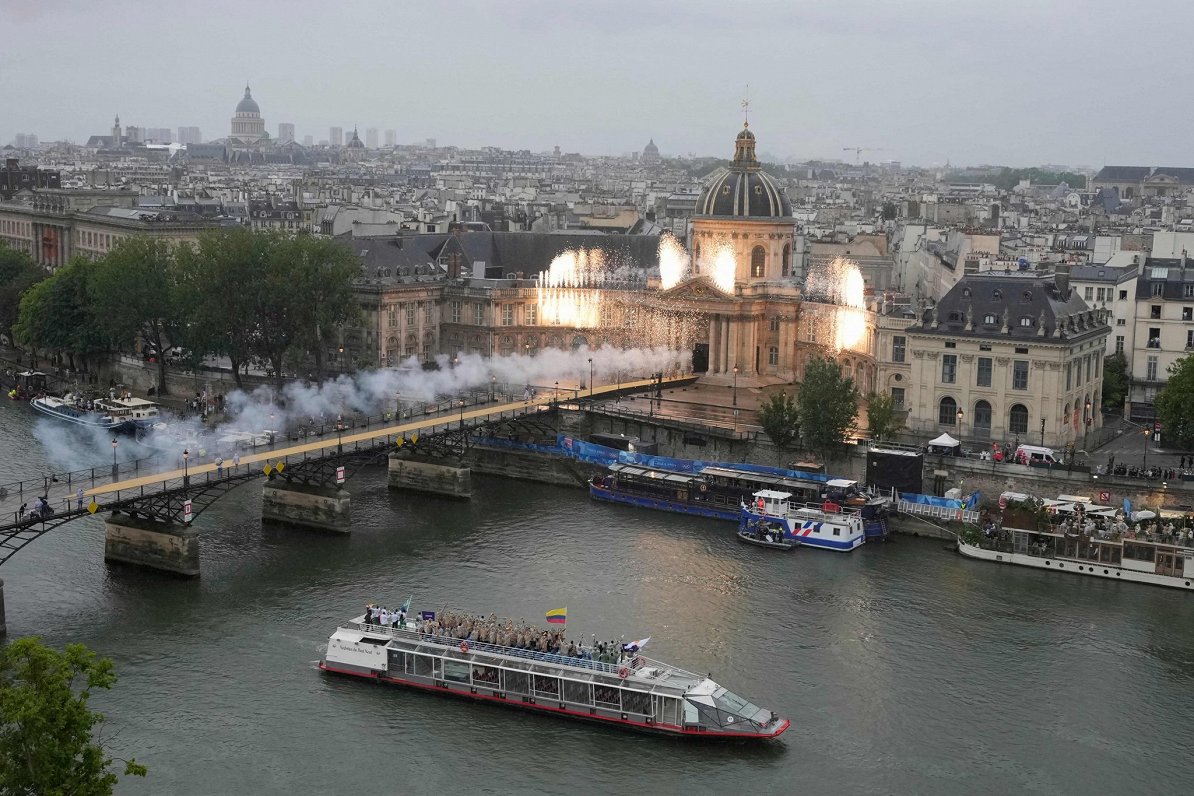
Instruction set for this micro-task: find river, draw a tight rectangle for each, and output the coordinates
[1,401,1192,795]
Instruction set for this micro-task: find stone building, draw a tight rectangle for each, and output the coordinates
[903,269,1110,448]
[230,85,266,144]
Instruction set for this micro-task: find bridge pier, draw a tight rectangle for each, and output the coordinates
[387,455,472,499]
[104,512,201,577]
[261,481,352,533]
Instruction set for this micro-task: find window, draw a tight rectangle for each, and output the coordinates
[1066,360,1073,390]
[892,336,906,363]
[941,354,957,384]
[1019,316,1034,327]
[1084,286,1093,300]
[770,317,781,333]
[450,301,461,324]
[1119,290,1128,300]
[502,305,514,326]
[945,341,956,349]
[1150,305,1162,319]
[1116,318,1126,326]
[1147,355,1158,381]
[939,396,958,425]
[750,246,765,278]
[1014,347,1028,354]
[473,303,484,325]
[1013,360,1029,390]
[1184,307,1193,321]
[1186,284,1194,298]
[768,347,778,366]
[387,307,398,328]
[1148,328,1161,348]
[1115,335,1124,354]
[974,400,992,433]
[424,304,433,324]
[1188,330,1194,349]
[1085,355,1091,382]
[979,344,992,351]
[983,314,997,325]
[1009,404,1029,434]
[782,243,791,278]
[526,304,537,326]
[977,357,992,387]
[1097,287,1107,302]
[1152,283,1164,297]
[406,306,416,325]
[992,289,1003,301]
[891,387,905,409]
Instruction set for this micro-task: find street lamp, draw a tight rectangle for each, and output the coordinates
[1143,427,1153,477]
[182,448,189,486]
[395,391,402,420]
[490,375,496,402]
[452,355,459,368]
[554,380,559,405]
[588,357,594,398]
[336,414,345,453]
[458,399,466,430]
[1084,399,1092,450]
[111,438,118,477]
[338,345,344,372]
[732,365,739,407]
[956,408,964,438]
[1040,418,1046,446]
[524,343,530,358]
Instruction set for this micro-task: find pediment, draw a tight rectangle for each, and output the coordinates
[656,274,732,302]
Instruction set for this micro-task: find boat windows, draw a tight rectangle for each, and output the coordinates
[593,684,621,709]
[833,528,840,536]
[410,654,434,677]
[712,687,760,720]
[357,635,389,646]
[471,665,500,686]
[443,660,471,683]
[656,697,681,726]
[387,649,407,671]
[622,690,651,716]
[533,675,561,697]
[562,680,592,705]
[1123,542,1156,562]
[504,670,530,695]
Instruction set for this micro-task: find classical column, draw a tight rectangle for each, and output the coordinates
[727,315,739,373]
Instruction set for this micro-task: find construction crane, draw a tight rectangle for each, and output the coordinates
[842,147,885,163]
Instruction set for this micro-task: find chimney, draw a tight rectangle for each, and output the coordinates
[1055,262,1071,299]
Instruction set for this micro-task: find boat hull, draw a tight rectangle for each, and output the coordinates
[319,661,790,739]
[956,540,1194,591]
[30,400,133,432]
[589,483,739,521]
[736,531,796,551]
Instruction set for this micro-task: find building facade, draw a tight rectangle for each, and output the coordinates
[1128,257,1194,421]
[230,85,266,144]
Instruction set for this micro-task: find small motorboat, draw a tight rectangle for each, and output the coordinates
[736,527,797,551]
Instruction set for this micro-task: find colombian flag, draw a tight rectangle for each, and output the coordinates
[546,607,567,625]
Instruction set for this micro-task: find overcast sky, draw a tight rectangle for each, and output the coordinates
[4,0,1192,168]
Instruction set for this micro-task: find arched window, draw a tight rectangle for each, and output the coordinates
[751,245,766,278]
[782,243,791,277]
[939,396,958,425]
[974,400,992,436]
[1009,404,1029,434]
[1063,402,1071,425]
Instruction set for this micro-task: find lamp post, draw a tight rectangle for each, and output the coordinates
[588,357,594,398]
[1084,399,1092,450]
[395,392,402,420]
[957,408,965,440]
[338,345,344,372]
[554,380,559,405]
[490,375,496,402]
[1143,427,1153,477]
[452,355,459,369]
[336,414,344,453]
[1040,417,1046,446]
[524,343,530,358]
[732,365,739,407]
[458,399,466,430]
[182,448,189,486]
[110,438,118,478]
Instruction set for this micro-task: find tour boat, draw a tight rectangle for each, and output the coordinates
[588,462,826,521]
[31,393,159,433]
[319,613,790,739]
[957,497,1194,590]
[736,488,889,551]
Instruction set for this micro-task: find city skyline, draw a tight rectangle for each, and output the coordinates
[4,0,1194,167]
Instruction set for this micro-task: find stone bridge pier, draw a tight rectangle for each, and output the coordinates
[387,454,472,499]
[261,480,352,533]
[104,512,201,577]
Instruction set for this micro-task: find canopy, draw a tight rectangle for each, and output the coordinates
[927,433,960,448]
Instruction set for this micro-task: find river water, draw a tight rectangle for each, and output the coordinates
[2,402,1193,795]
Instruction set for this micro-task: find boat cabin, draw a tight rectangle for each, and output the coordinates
[95,396,159,422]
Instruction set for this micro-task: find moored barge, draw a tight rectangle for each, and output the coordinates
[319,614,790,739]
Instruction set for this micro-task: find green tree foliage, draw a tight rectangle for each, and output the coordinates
[758,390,800,464]
[797,357,860,462]
[1155,354,1194,449]
[177,228,273,390]
[1101,352,1129,414]
[865,392,904,441]
[0,637,147,795]
[12,257,106,370]
[943,167,1086,191]
[284,234,361,381]
[880,201,898,220]
[89,238,183,394]
[0,243,44,346]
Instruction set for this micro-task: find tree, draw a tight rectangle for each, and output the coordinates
[758,390,800,464]
[285,234,361,381]
[177,228,272,390]
[797,357,859,462]
[89,238,183,394]
[865,392,904,442]
[0,637,146,794]
[1101,352,1129,414]
[12,257,106,370]
[1155,354,1194,449]
[253,234,307,392]
[0,243,44,346]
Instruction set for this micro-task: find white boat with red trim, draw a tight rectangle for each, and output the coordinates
[319,613,790,739]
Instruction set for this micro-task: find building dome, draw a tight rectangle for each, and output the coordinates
[236,85,260,115]
[347,127,365,148]
[695,123,790,219]
[643,138,659,155]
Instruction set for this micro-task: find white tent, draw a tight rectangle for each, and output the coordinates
[927,433,960,448]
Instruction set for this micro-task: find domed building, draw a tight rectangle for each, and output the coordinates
[642,138,660,165]
[230,84,267,144]
[344,126,366,162]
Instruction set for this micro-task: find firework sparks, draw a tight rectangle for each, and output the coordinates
[658,232,687,290]
[804,256,869,353]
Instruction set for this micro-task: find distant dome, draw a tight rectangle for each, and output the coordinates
[347,128,365,148]
[236,85,260,115]
[695,123,790,219]
[643,138,659,154]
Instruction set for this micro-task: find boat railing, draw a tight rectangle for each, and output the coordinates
[354,621,643,677]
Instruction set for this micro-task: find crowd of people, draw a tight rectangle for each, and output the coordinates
[983,503,1194,547]
[362,607,641,667]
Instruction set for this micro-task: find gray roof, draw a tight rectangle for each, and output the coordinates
[1070,264,1137,284]
[908,270,1106,343]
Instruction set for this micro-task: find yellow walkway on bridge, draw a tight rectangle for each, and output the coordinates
[83,375,690,499]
